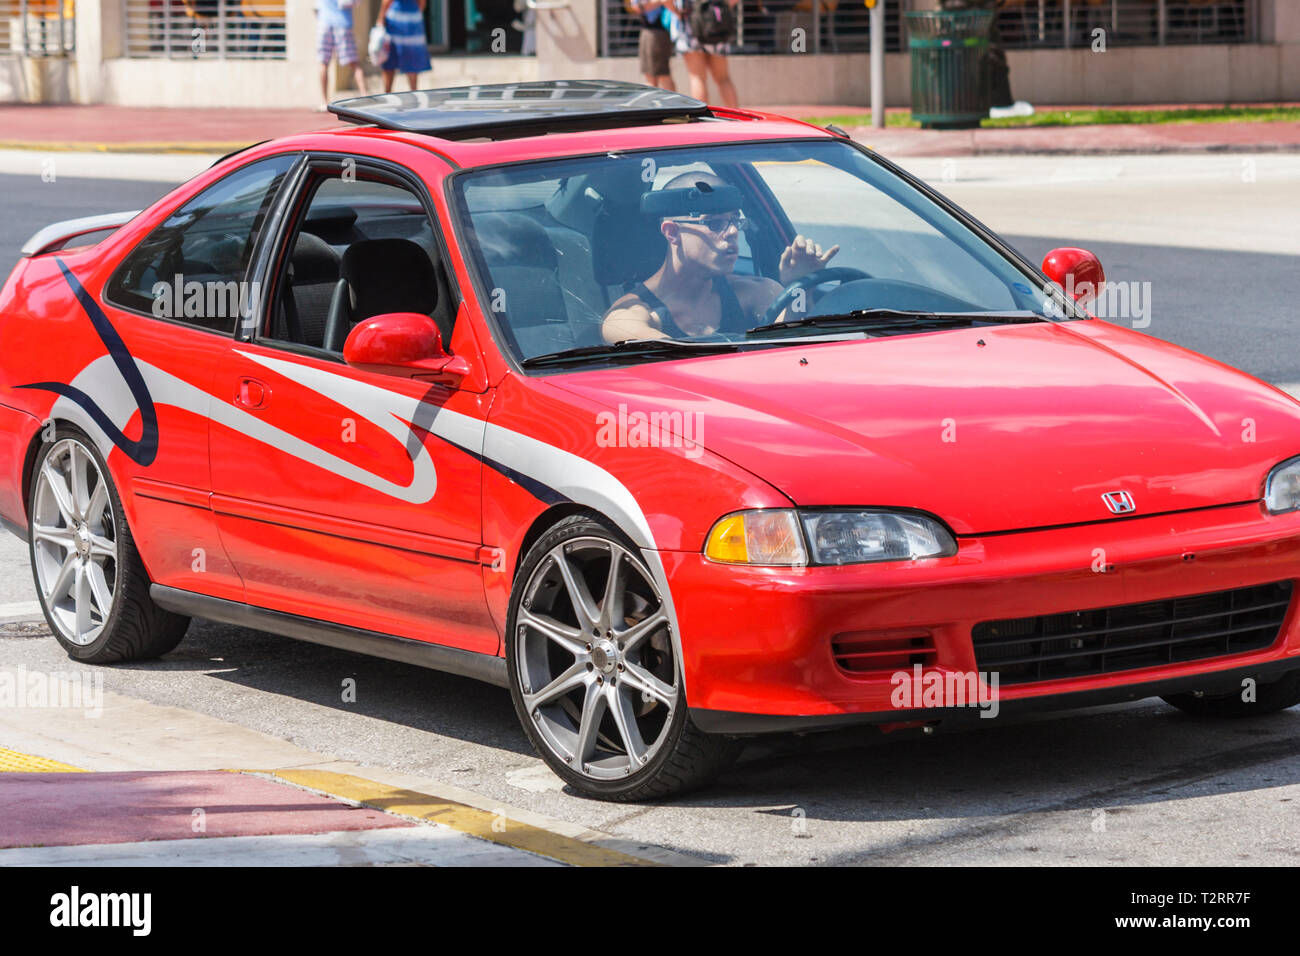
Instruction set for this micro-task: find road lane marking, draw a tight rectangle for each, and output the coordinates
[0,747,84,773]
[259,769,662,868]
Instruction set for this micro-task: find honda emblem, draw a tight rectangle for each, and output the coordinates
[1102,490,1136,515]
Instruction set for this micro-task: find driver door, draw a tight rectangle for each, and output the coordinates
[207,153,498,654]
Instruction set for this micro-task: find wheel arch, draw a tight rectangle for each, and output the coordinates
[506,499,693,704]
[19,416,51,521]
[513,502,616,582]
[22,418,138,534]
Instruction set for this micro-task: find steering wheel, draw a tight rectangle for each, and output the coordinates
[759,267,873,326]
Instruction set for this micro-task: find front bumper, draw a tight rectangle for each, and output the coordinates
[663,501,1300,728]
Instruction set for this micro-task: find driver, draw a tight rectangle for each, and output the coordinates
[601,172,838,342]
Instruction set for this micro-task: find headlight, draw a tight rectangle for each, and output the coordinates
[1265,456,1300,514]
[802,511,956,565]
[704,509,956,566]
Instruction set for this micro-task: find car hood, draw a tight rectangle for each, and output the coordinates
[549,321,1300,534]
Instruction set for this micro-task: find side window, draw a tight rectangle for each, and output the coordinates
[105,154,297,334]
[263,168,454,356]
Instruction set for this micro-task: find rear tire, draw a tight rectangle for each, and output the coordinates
[1162,670,1300,718]
[28,426,189,664]
[506,513,742,801]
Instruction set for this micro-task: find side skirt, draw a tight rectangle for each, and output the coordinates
[150,584,508,688]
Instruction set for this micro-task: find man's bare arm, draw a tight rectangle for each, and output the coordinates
[602,300,669,343]
[733,274,805,325]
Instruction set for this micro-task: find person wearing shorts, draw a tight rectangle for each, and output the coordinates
[627,0,674,90]
[379,0,433,93]
[665,0,739,107]
[316,0,368,111]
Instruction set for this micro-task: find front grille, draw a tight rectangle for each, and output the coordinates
[972,581,1293,686]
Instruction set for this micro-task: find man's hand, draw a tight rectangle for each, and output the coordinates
[778,235,839,285]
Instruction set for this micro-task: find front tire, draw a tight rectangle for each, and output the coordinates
[1162,670,1300,718]
[506,514,741,801]
[28,427,189,664]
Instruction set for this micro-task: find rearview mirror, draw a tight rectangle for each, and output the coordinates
[343,312,470,382]
[1041,247,1105,308]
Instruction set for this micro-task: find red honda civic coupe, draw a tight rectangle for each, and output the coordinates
[3,81,1300,800]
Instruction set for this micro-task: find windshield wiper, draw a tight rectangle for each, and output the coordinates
[520,337,742,370]
[744,309,1043,338]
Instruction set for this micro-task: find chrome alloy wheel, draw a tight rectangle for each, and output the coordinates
[515,536,679,781]
[31,438,118,646]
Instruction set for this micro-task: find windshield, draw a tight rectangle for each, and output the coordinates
[450,139,1058,367]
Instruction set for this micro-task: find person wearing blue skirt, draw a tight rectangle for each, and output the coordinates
[378,0,432,92]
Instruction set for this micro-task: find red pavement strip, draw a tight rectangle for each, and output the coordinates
[0,770,413,849]
[2,103,1299,157]
[0,104,329,151]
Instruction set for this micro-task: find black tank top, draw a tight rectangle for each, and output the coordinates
[630,276,750,338]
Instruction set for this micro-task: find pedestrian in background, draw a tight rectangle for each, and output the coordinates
[316,0,368,111]
[665,0,739,107]
[378,0,433,93]
[627,0,675,90]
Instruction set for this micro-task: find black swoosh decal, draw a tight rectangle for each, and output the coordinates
[17,258,159,467]
[409,421,569,506]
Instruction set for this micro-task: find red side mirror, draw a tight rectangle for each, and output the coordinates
[1041,247,1105,308]
[343,312,470,382]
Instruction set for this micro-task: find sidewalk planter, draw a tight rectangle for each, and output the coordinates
[906,10,993,130]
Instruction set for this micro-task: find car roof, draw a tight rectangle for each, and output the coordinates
[241,81,838,171]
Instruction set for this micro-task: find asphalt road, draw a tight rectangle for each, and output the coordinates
[2,153,1299,865]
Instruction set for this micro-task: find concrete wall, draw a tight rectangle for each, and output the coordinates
[0,56,75,104]
[1007,43,1300,106]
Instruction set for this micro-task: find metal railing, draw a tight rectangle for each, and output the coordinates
[0,0,75,56]
[601,0,1257,56]
[123,0,287,59]
[601,0,909,57]
[996,0,1257,48]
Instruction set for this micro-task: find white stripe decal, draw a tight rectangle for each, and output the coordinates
[52,345,685,686]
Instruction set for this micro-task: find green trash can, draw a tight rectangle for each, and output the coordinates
[906,10,994,130]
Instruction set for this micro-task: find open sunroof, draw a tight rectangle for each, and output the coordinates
[328,80,714,140]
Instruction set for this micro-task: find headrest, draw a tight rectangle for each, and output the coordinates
[340,238,440,320]
[640,181,744,219]
[473,211,556,269]
[289,231,339,283]
[591,204,666,288]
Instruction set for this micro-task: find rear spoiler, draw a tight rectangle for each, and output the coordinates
[20,210,142,258]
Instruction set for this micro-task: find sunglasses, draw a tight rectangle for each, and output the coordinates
[671,213,754,236]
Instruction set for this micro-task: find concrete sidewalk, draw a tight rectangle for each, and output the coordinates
[2,102,1299,158]
[0,665,685,867]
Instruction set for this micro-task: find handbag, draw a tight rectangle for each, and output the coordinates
[368,24,392,65]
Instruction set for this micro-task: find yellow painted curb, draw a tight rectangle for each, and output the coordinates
[0,140,247,155]
[0,747,85,773]
[261,769,661,868]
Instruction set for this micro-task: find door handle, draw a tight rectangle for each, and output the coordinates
[236,377,270,410]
